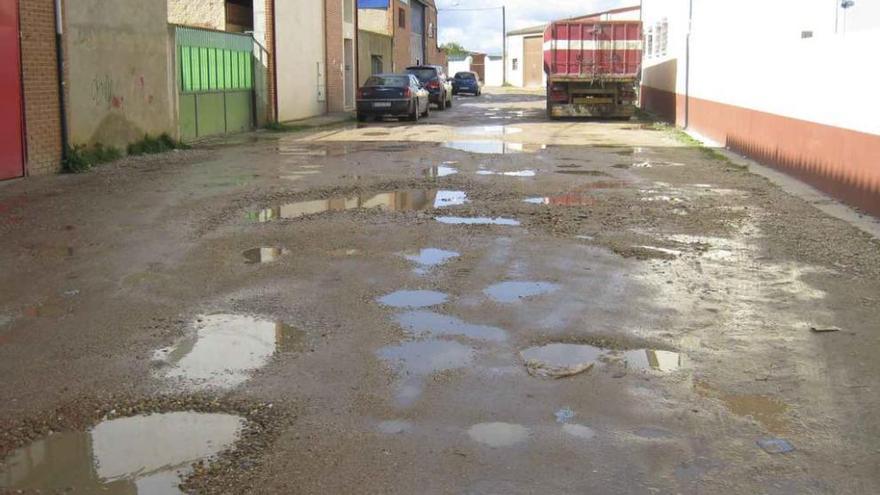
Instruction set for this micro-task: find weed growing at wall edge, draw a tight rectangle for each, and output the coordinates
[64,144,122,173]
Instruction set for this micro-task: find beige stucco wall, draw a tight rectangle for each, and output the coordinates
[167,0,225,30]
[359,8,392,36]
[275,0,326,121]
[65,0,177,148]
[358,30,392,85]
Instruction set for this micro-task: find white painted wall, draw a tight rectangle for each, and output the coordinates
[448,56,472,77]
[642,0,880,135]
[275,0,326,121]
[485,57,503,86]
[505,34,546,88]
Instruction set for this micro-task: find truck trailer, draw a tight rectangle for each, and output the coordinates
[544,20,642,119]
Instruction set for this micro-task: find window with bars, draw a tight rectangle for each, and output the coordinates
[179,45,253,93]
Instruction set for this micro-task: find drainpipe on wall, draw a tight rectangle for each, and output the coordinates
[684,0,692,129]
[271,0,279,122]
[53,0,68,161]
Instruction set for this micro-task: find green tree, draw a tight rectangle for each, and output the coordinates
[440,42,468,57]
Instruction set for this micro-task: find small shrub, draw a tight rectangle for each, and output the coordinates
[127,133,189,156]
[64,143,122,173]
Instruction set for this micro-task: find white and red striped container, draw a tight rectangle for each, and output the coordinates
[544,21,643,80]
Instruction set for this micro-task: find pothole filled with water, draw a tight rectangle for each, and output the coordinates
[401,248,459,274]
[520,343,682,378]
[378,290,449,308]
[455,125,523,136]
[483,281,560,303]
[443,141,545,154]
[377,339,475,406]
[395,310,508,342]
[153,314,302,390]
[243,247,290,264]
[476,169,536,177]
[253,189,468,221]
[523,194,598,206]
[424,164,459,177]
[467,422,530,447]
[435,216,520,226]
[0,412,244,494]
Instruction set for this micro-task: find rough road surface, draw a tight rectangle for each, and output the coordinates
[1,89,879,494]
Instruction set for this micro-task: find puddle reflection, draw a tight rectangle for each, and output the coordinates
[435,216,520,226]
[468,422,530,447]
[484,281,560,303]
[243,247,290,264]
[154,314,301,390]
[456,125,523,136]
[255,189,468,221]
[395,310,508,341]
[402,248,459,274]
[443,141,545,154]
[520,343,681,378]
[523,194,598,206]
[0,412,243,494]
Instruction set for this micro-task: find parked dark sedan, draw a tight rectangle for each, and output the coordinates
[405,65,453,110]
[452,71,482,96]
[356,74,430,122]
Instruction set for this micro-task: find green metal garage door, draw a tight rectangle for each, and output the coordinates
[175,26,255,141]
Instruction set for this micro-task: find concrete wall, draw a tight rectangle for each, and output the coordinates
[485,56,503,86]
[167,0,225,30]
[505,34,546,88]
[447,57,471,77]
[358,30,392,85]
[64,0,176,149]
[359,7,392,36]
[641,0,880,216]
[19,0,63,175]
[275,0,326,121]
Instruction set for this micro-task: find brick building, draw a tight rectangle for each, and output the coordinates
[1,0,64,179]
[358,0,445,84]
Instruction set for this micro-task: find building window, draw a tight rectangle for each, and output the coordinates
[658,19,668,56]
[512,58,519,70]
[428,21,434,38]
[371,55,383,75]
[399,8,406,28]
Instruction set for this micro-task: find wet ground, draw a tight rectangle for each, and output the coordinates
[1,88,880,494]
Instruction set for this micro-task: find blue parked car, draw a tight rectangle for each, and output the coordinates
[452,71,482,96]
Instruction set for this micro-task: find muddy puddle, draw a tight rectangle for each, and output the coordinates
[401,248,459,274]
[255,189,468,221]
[563,423,596,440]
[424,164,459,177]
[696,382,790,433]
[443,141,545,154]
[435,216,520,226]
[377,339,476,406]
[467,422,530,447]
[395,310,508,342]
[153,314,301,390]
[455,125,523,136]
[484,281,560,303]
[523,194,598,206]
[377,420,413,435]
[0,412,243,494]
[520,343,682,378]
[477,169,537,177]
[243,247,290,264]
[378,290,448,308]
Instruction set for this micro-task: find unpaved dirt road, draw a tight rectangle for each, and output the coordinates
[1,89,879,494]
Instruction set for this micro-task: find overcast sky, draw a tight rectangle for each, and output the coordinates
[436,0,638,55]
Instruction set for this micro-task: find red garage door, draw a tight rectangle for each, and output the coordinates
[0,0,25,180]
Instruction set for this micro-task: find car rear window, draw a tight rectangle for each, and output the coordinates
[406,68,438,81]
[365,76,410,87]
[455,73,475,80]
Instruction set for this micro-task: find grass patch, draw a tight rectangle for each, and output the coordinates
[63,143,122,173]
[127,133,189,156]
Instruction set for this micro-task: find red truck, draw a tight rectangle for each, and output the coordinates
[544,20,642,119]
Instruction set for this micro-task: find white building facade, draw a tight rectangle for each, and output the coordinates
[640,0,880,216]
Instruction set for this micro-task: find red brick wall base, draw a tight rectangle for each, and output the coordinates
[641,85,880,217]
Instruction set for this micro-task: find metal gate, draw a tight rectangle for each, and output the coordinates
[0,0,24,180]
[175,26,255,140]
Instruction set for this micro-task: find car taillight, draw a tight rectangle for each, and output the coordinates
[404,88,412,98]
[427,80,440,89]
[357,88,366,99]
